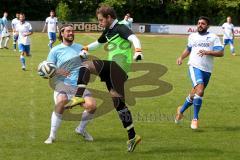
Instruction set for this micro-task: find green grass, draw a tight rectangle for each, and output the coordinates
[0,33,240,160]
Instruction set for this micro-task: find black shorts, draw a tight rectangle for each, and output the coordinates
[93,60,128,92]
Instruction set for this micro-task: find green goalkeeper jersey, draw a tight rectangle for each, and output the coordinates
[97,20,133,73]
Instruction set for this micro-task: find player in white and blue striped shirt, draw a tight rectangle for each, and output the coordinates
[175,16,224,129]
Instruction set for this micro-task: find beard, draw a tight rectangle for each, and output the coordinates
[64,35,74,43]
[197,27,208,34]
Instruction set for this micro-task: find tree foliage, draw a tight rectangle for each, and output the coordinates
[1,0,240,25]
[56,1,71,21]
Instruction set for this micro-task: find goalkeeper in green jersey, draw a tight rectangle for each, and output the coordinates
[66,5,143,152]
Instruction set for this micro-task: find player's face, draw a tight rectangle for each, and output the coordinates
[19,14,25,22]
[62,26,74,42]
[227,17,231,23]
[97,14,111,28]
[50,12,55,17]
[197,19,209,34]
[4,12,8,17]
[16,13,20,19]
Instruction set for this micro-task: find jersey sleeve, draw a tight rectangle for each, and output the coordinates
[28,23,33,32]
[117,24,133,39]
[45,18,48,24]
[222,23,225,29]
[47,50,57,64]
[97,30,108,43]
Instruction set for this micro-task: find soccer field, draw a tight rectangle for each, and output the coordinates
[0,33,240,160]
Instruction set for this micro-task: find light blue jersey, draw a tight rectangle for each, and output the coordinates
[47,43,83,86]
[1,17,8,32]
[0,19,3,33]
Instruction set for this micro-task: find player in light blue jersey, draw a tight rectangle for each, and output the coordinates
[175,16,224,129]
[42,10,59,49]
[44,24,96,144]
[11,12,20,51]
[0,18,3,41]
[0,12,10,49]
[15,13,33,71]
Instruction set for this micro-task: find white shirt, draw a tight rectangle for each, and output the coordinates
[45,17,58,33]
[222,22,234,39]
[11,18,20,31]
[187,32,223,73]
[15,21,32,45]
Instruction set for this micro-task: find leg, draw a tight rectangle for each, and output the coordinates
[19,44,26,70]
[75,95,96,141]
[4,36,9,48]
[13,34,18,50]
[45,92,68,144]
[175,88,195,123]
[105,61,141,151]
[0,36,3,48]
[65,61,98,108]
[229,40,235,55]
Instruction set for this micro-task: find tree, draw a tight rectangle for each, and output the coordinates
[56,1,71,22]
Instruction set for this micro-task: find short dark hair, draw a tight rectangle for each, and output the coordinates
[58,24,74,41]
[19,13,25,16]
[96,5,117,19]
[198,16,210,25]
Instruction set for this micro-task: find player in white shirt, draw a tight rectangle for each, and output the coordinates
[11,12,20,51]
[15,13,33,71]
[42,10,59,49]
[175,16,224,129]
[222,16,235,56]
[0,12,10,49]
[120,13,133,30]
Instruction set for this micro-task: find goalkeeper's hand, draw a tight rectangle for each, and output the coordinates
[79,48,88,59]
[133,51,143,62]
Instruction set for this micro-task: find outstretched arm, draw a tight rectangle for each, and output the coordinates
[177,48,191,65]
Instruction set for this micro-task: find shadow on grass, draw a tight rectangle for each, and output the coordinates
[140,146,223,155]
[206,126,240,132]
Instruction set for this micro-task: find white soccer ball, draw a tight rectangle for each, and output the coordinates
[38,61,57,79]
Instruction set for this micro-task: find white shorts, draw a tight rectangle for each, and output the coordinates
[53,89,92,104]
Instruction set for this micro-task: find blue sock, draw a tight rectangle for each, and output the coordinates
[20,55,26,67]
[193,94,202,120]
[180,95,193,113]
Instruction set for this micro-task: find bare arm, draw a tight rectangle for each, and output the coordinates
[176,48,191,65]
[198,50,224,57]
[42,23,46,32]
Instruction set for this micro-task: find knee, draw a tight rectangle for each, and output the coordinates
[84,98,96,113]
[195,89,204,97]
[55,94,68,113]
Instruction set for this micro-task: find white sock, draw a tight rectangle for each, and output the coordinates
[77,110,94,132]
[0,37,3,48]
[4,37,9,47]
[49,112,62,139]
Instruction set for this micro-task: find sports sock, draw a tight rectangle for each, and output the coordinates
[13,42,16,50]
[20,55,26,68]
[0,37,3,48]
[75,66,90,97]
[230,44,235,54]
[76,110,94,132]
[180,95,193,113]
[4,37,9,47]
[115,99,135,140]
[49,112,62,138]
[193,94,203,120]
